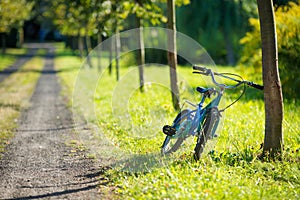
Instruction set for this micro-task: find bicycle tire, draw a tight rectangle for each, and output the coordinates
[194,107,220,160]
[161,109,190,154]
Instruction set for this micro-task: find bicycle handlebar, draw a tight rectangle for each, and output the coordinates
[193,65,264,90]
[193,65,207,73]
[245,81,264,90]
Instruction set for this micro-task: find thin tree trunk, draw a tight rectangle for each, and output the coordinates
[1,33,6,55]
[167,0,180,110]
[97,32,102,72]
[115,27,121,81]
[136,16,145,92]
[86,35,92,52]
[257,0,283,158]
[17,27,24,48]
[78,34,84,58]
[85,27,93,68]
[221,0,235,65]
[224,33,235,65]
[109,36,114,75]
[72,36,76,55]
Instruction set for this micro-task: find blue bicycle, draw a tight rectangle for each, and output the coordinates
[161,66,263,160]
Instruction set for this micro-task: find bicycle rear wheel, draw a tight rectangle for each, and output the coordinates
[161,109,191,154]
[194,107,220,160]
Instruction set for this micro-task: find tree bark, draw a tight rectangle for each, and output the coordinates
[224,33,235,65]
[97,32,102,72]
[257,0,283,158]
[17,27,24,48]
[115,27,121,81]
[72,36,76,54]
[221,0,235,65]
[109,36,114,75]
[167,0,180,110]
[78,34,84,59]
[136,16,145,92]
[85,27,93,68]
[1,33,6,55]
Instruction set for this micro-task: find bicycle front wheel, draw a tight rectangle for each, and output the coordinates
[161,109,190,155]
[194,107,220,160]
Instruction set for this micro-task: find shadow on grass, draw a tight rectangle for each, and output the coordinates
[0,103,21,111]
[54,50,78,57]
[0,66,79,75]
[111,152,171,173]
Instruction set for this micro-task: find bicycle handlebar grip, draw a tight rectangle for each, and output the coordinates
[248,82,264,90]
[193,65,207,72]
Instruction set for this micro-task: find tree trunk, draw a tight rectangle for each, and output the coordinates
[136,16,145,92]
[1,33,6,55]
[167,0,180,110]
[109,36,114,75]
[257,0,283,158]
[85,27,93,68]
[115,27,121,81]
[17,27,24,48]
[224,33,235,65]
[221,0,235,65]
[97,32,102,72]
[78,34,84,59]
[72,36,76,55]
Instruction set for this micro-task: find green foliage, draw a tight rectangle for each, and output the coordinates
[239,2,300,98]
[130,0,167,25]
[177,0,257,65]
[120,51,136,67]
[46,0,97,36]
[0,0,33,33]
[239,18,261,67]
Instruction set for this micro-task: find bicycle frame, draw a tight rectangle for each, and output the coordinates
[162,65,263,158]
[171,87,224,139]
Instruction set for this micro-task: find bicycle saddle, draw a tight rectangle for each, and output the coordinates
[196,87,209,93]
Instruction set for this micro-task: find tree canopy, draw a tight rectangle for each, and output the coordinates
[0,0,33,33]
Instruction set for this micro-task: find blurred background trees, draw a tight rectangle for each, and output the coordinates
[0,0,33,53]
[0,0,299,98]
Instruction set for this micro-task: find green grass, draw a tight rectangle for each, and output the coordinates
[0,48,27,71]
[54,45,300,200]
[0,52,44,155]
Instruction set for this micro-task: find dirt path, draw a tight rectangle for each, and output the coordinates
[0,44,105,199]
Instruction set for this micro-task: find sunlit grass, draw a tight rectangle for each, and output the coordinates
[55,45,300,199]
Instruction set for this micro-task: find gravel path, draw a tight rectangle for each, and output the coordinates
[0,44,105,199]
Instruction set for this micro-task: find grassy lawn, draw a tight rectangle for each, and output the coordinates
[54,45,299,199]
[0,51,44,156]
[0,48,27,71]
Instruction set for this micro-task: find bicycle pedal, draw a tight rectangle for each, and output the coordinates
[163,125,176,136]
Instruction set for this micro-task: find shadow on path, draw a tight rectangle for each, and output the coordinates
[6,185,97,200]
